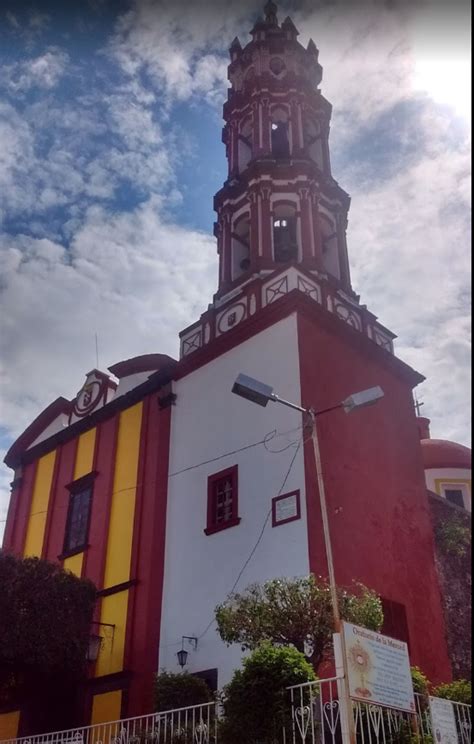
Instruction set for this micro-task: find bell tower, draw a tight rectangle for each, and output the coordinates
[214,0,351,297]
[179,2,395,360]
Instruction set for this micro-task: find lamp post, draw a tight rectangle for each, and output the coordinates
[231,373,384,744]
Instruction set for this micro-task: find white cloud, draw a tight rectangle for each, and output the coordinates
[0,48,68,92]
[0,198,216,439]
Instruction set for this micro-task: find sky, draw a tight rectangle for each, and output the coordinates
[0,0,471,537]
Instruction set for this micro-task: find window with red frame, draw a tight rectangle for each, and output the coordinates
[205,465,240,535]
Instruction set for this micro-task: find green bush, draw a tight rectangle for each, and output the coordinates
[411,666,431,697]
[433,679,472,705]
[436,516,471,559]
[153,670,214,713]
[219,642,316,744]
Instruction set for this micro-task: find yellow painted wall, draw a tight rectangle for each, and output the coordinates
[74,428,96,479]
[23,450,56,558]
[63,551,84,577]
[95,591,129,677]
[0,710,20,741]
[91,690,122,725]
[103,403,142,589]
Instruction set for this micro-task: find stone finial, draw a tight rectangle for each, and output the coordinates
[230,36,242,52]
[307,38,319,58]
[264,0,278,25]
[282,16,299,36]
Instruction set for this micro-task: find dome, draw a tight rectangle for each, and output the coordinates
[421,438,472,470]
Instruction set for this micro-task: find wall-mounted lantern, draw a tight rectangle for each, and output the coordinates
[87,634,103,662]
[86,621,116,662]
[177,636,198,668]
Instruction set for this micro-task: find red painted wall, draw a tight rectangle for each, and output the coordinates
[125,395,172,715]
[297,311,452,684]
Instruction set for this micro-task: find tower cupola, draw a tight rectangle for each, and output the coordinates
[179,3,396,361]
[213,2,351,299]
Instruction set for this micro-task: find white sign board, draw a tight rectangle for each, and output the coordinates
[429,696,459,744]
[342,622,415,712]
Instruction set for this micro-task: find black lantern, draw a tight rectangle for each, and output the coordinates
[177,636,198,668]
[177,648,189,668]
[87,634,103,662]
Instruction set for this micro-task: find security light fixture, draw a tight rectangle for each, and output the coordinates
[341,386,384,414]
[232,373,275,407]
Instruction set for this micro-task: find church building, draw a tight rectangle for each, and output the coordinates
[1,2,470,737]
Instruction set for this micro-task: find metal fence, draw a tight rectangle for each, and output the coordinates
[286,678,472,744]
[1,703,218,744]
[2,683,471,744]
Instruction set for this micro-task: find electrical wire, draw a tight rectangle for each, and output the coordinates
[167,423,304,477]
[197,424,313,642]
[0,424,305,524]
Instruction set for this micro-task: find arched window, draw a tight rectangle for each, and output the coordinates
[320,213,340,279]
[271,106,290,159]
[238,116,253,173]
[273,203,298,263]
[305,118,323,169]
[231,213,251,279]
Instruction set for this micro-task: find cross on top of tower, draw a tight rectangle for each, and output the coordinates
[414,397,425,417]
[264,1,278,25]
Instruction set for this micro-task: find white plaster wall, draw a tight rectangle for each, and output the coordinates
[113,371,154,399]
[159,314,310,688]
[425,467,472,511]
[28,414,69,449]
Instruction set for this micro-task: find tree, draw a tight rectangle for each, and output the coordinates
[219,642,316,744]
[0,552,96,719]
[154,671,214,712]
[215,575,383,667]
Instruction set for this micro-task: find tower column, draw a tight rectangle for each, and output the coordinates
[230,120,239,177]
[336,212,351,287]
[321,121,331,175]
[222,209,233,285]
[252,101,260,159]
[311,192,324,270]
[249,189,259,269]
[261,98,271,156]
[259,184,273,261]
[290,98,303,153]
[298,187,315,261]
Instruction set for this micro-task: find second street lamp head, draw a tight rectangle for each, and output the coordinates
[232,373,275,407]
[342,386,384,414]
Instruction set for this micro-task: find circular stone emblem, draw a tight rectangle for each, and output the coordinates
[269,57,286,75]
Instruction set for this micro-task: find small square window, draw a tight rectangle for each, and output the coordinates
[444,489,465,508]
[63,473,95,556]
[205,465,240,535]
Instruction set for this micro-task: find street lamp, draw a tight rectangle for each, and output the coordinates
[232,373,384,744]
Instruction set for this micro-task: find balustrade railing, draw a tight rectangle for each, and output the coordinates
[1,702,217,744]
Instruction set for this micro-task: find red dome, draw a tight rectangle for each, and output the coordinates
[421,439,472,470]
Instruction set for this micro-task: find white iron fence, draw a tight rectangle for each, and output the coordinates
[286,678,472,744]
[1,683,471,744]
[1,703,217,744]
